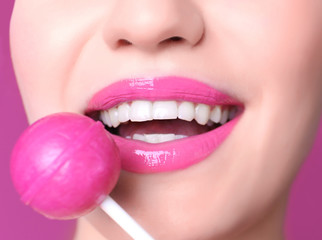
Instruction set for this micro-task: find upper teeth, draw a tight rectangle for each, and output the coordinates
[100,100,237,128]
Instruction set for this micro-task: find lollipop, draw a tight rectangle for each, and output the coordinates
[11,113,154,240]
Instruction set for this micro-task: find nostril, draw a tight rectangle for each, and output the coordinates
[116,39,132,47]
[115,36,185,49]
[169,36,183,42]
[160,36,185,45]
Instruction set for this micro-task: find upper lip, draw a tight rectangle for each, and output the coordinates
[85,75,243,114]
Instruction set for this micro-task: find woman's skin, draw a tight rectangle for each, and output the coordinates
[10,0,322,239]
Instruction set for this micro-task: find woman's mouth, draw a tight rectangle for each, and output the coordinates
[86,76,243,173]
[99,101,237,143]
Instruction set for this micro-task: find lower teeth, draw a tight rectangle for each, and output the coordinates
[127,133,187,143]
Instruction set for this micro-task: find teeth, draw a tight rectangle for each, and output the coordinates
[133,133,146,141]
[131,133,187,143]
[195,104,210,125]
[145,133,175,143]
[229,107,237,120]
[220,108,229,125]
[175,135,187,139]
[118,102,130,123]
[210,105,221,123]
[108,107,120,128]
[153,101,178,120]
[178,102,194,121]
[130,100,153,122]
[100,110,112,127]
[99,101,239,129]
[143,134,163,143]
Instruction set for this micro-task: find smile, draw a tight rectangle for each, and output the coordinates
[86,76,243,173]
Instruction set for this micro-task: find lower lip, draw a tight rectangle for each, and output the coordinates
[111,115,241,174]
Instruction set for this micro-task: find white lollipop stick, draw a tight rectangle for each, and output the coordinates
[100,196,155,240]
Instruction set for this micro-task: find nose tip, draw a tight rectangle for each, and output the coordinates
[103,1,205,51]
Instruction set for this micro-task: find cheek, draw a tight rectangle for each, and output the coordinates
[10,5,65,121]
[251,3,322,177]
[207,0,322,91]
[202,0,322,219]
[10,1,107,122]
[253,1,322,101]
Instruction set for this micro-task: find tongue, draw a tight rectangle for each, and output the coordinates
[118,120,214,138]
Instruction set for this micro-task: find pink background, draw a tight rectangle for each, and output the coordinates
[1,1,321,239]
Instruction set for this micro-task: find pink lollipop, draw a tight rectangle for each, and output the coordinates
[10,112,121,219]
[11,113,154,239]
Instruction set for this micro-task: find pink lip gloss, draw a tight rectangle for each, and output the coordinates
[86,76,243,173]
